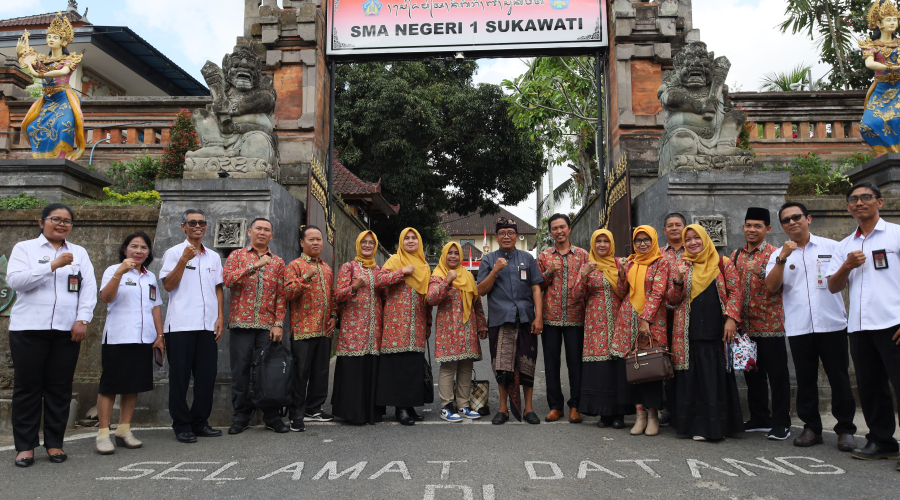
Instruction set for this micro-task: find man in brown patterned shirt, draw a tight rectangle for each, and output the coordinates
[731,207,790,441]
[537,214,589,424]
[660,212,686,427]
[223,218,288,435]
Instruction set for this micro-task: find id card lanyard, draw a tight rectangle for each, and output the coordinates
[815,259,826,289]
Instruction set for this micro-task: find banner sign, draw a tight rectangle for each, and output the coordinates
[326,0,608,56]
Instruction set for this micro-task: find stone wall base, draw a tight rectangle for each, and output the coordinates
[0,159,111,202]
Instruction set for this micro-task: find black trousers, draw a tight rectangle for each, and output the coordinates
[788,330,857,435]
[743,335,792,428]
[9,330,81,452]
[541,325,583,410]
[849,325,900,450]
[289,336,331,420]
[663,308,676,411]
[229,328,282,426]
[166,330,218,435]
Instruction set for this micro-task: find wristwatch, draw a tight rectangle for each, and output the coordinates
[78,320,88,326]
[774,256,787,265]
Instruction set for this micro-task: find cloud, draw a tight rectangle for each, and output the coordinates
[473,57,530,89]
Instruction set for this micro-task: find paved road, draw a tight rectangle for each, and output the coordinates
[3,340,898,499]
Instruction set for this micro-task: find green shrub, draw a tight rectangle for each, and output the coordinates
[158,109,199,179]
[106,154,160,193]
[0,192,47,210]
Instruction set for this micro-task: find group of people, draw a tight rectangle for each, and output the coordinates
[5,180,900,475]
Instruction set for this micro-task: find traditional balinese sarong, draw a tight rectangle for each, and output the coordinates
[488,322,537,421]
[22,81,85,160]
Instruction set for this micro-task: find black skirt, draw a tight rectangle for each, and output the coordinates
[673,339,744,439]
[98,343,153,395]
[629,379,664,410]
[579,359,636,417]
[331,355,380,425]
[375,351,425,407]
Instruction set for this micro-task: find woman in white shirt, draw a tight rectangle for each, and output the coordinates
[95,231,164,455]
[6,203,96,468]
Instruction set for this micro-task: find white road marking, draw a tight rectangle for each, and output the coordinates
[721,458,795,476]
[524,461,564,479]
[204,461,244,481]
[577,461,625,479]
[152,462,220,480]
[686,459,739,479]
[482,484,496,500]
[256,462,304,480]
[313,461,368,480]
[368,460,411,480]
[423,485,473,500]
[428,460,467,480]
[616,459,661,478]
[773,456,845,475]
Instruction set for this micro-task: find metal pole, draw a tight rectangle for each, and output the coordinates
[595,50,606,213]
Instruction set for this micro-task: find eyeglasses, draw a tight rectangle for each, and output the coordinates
[185,220,208,228]
[634,238,652,246]
[497,231,517,238]
[43,216,73,227]
[847,194,877,203]
[779,214,805,225]
[360,241,376,247]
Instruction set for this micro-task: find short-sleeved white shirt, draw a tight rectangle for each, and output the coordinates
[766,234,847,336]
[159,240,223,333]
[101,265,163,344]
[826,218,900,333]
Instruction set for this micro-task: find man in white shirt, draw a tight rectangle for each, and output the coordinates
[765,202,856,452]
[827,182,900,467]
[159,209,225,444]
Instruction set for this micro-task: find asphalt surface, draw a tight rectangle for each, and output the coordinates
[3,340,899,499]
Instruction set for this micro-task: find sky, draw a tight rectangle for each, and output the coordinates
[2,0,832,229]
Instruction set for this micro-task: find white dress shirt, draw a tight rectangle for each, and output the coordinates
[826,218,900,333]
[6,234,96,331]
[766,234,847,336]
[101,265,163,344]
[159,240,223,333]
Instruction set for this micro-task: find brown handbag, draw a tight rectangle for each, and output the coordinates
[624,331,674,384]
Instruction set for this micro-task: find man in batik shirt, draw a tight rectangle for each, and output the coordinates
[659,212,686,426]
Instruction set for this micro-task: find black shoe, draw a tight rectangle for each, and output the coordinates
[766,426,791,441]
[396,408,415,426]
[14,456,34,468]
[290,419,306,432]
[492,411,509,425]
[744,419,772,433]
[304,411,334,422]
[611,415,626,429]
[407,407,425,422]
[851,441,900,460]
[176,432,197,443]
[48,452,67,464]
[265,421,290,433]
[228,422,249,435]
[658,410,671,427]
[596,416,613,428]
[524,412,541,425]
[195,426,222,437]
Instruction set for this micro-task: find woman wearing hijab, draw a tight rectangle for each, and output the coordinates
[427,242,488,423]
[577,229,630,429]
[333,231,412,425]
[376,228,433,426]
[668,224,744,441]
[611,225,672,437]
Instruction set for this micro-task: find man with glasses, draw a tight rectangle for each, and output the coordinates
[223,218,289,434]
[765,202,855,451]
[731,207,791,441]
[477,217,544,425]
[159,209,225,443]
[827,182,900,468]
[537,213,589,424]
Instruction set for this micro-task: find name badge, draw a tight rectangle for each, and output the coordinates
[38,255,50,264]
[67,272,81,293]
[125,278,137,286]
[186,260,196,270]
[815,260,826,289]
[873,249,889,270]
[149,284,157,302]
[519,264,527,281]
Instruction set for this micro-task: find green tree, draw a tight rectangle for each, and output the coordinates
[334,61,544,249]
[502,56,602,209]
[758,63,829,91]
[158,109,199,179]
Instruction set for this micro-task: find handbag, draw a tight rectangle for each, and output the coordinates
[730,330,758,372]
[467,369,491,416]
[423,336,435,404]
[624,331,674,384]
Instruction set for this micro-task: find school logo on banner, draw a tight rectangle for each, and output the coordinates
[550,0,571,9]
[362,0,383,16]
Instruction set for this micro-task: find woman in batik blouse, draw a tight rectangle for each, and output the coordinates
[375,228,433,426]
[427,242,487,423]
[332,231,410,425]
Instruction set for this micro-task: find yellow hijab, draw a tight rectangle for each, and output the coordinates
[627,225,663,314]
[354,230,379,268]
[383,227,431,296]
[589,229,619,287]
[681,224,721,306]
[432,242,479,324]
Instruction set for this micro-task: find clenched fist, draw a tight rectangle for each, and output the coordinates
[580,262,597,279]
[494,258,508,273]
[51,252,74,271]
[845,250,866,269]
[254,254,273,270]
[402,264,416,276]
[181,245,198,262]
[351,275,368,291]
[780,241,798,260]
[445,270,458,283]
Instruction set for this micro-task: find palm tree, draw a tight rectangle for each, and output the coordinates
[779,0,860,90]
[759,64,829,91]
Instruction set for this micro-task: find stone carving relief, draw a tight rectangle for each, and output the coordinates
[214,219,247,249]
[185,45,278,179]
[657,42,753,174]
[693,215,726,247]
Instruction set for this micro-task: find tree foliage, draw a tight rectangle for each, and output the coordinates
[502,56,602,209]
[758,63,828,91]
[158,109,199,179]
[334,61,544,249]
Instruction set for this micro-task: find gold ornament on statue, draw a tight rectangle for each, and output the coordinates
[868,0,900,29]
[47,11,75,45]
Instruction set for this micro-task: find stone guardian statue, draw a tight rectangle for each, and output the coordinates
[657,42,752,174]
[859,0,900,155]
[184,45,278,178]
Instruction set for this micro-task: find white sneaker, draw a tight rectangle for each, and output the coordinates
[96,436,115,455]
[441,407,463,423]
[458,407,481,419]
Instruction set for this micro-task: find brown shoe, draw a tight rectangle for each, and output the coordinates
[568,408,583,424]
[837,433,857,452]
[793,428,824,447]
[545,409,563,422]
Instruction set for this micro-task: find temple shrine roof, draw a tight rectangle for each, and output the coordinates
[440,207,538,236]
[333,151,399,216]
